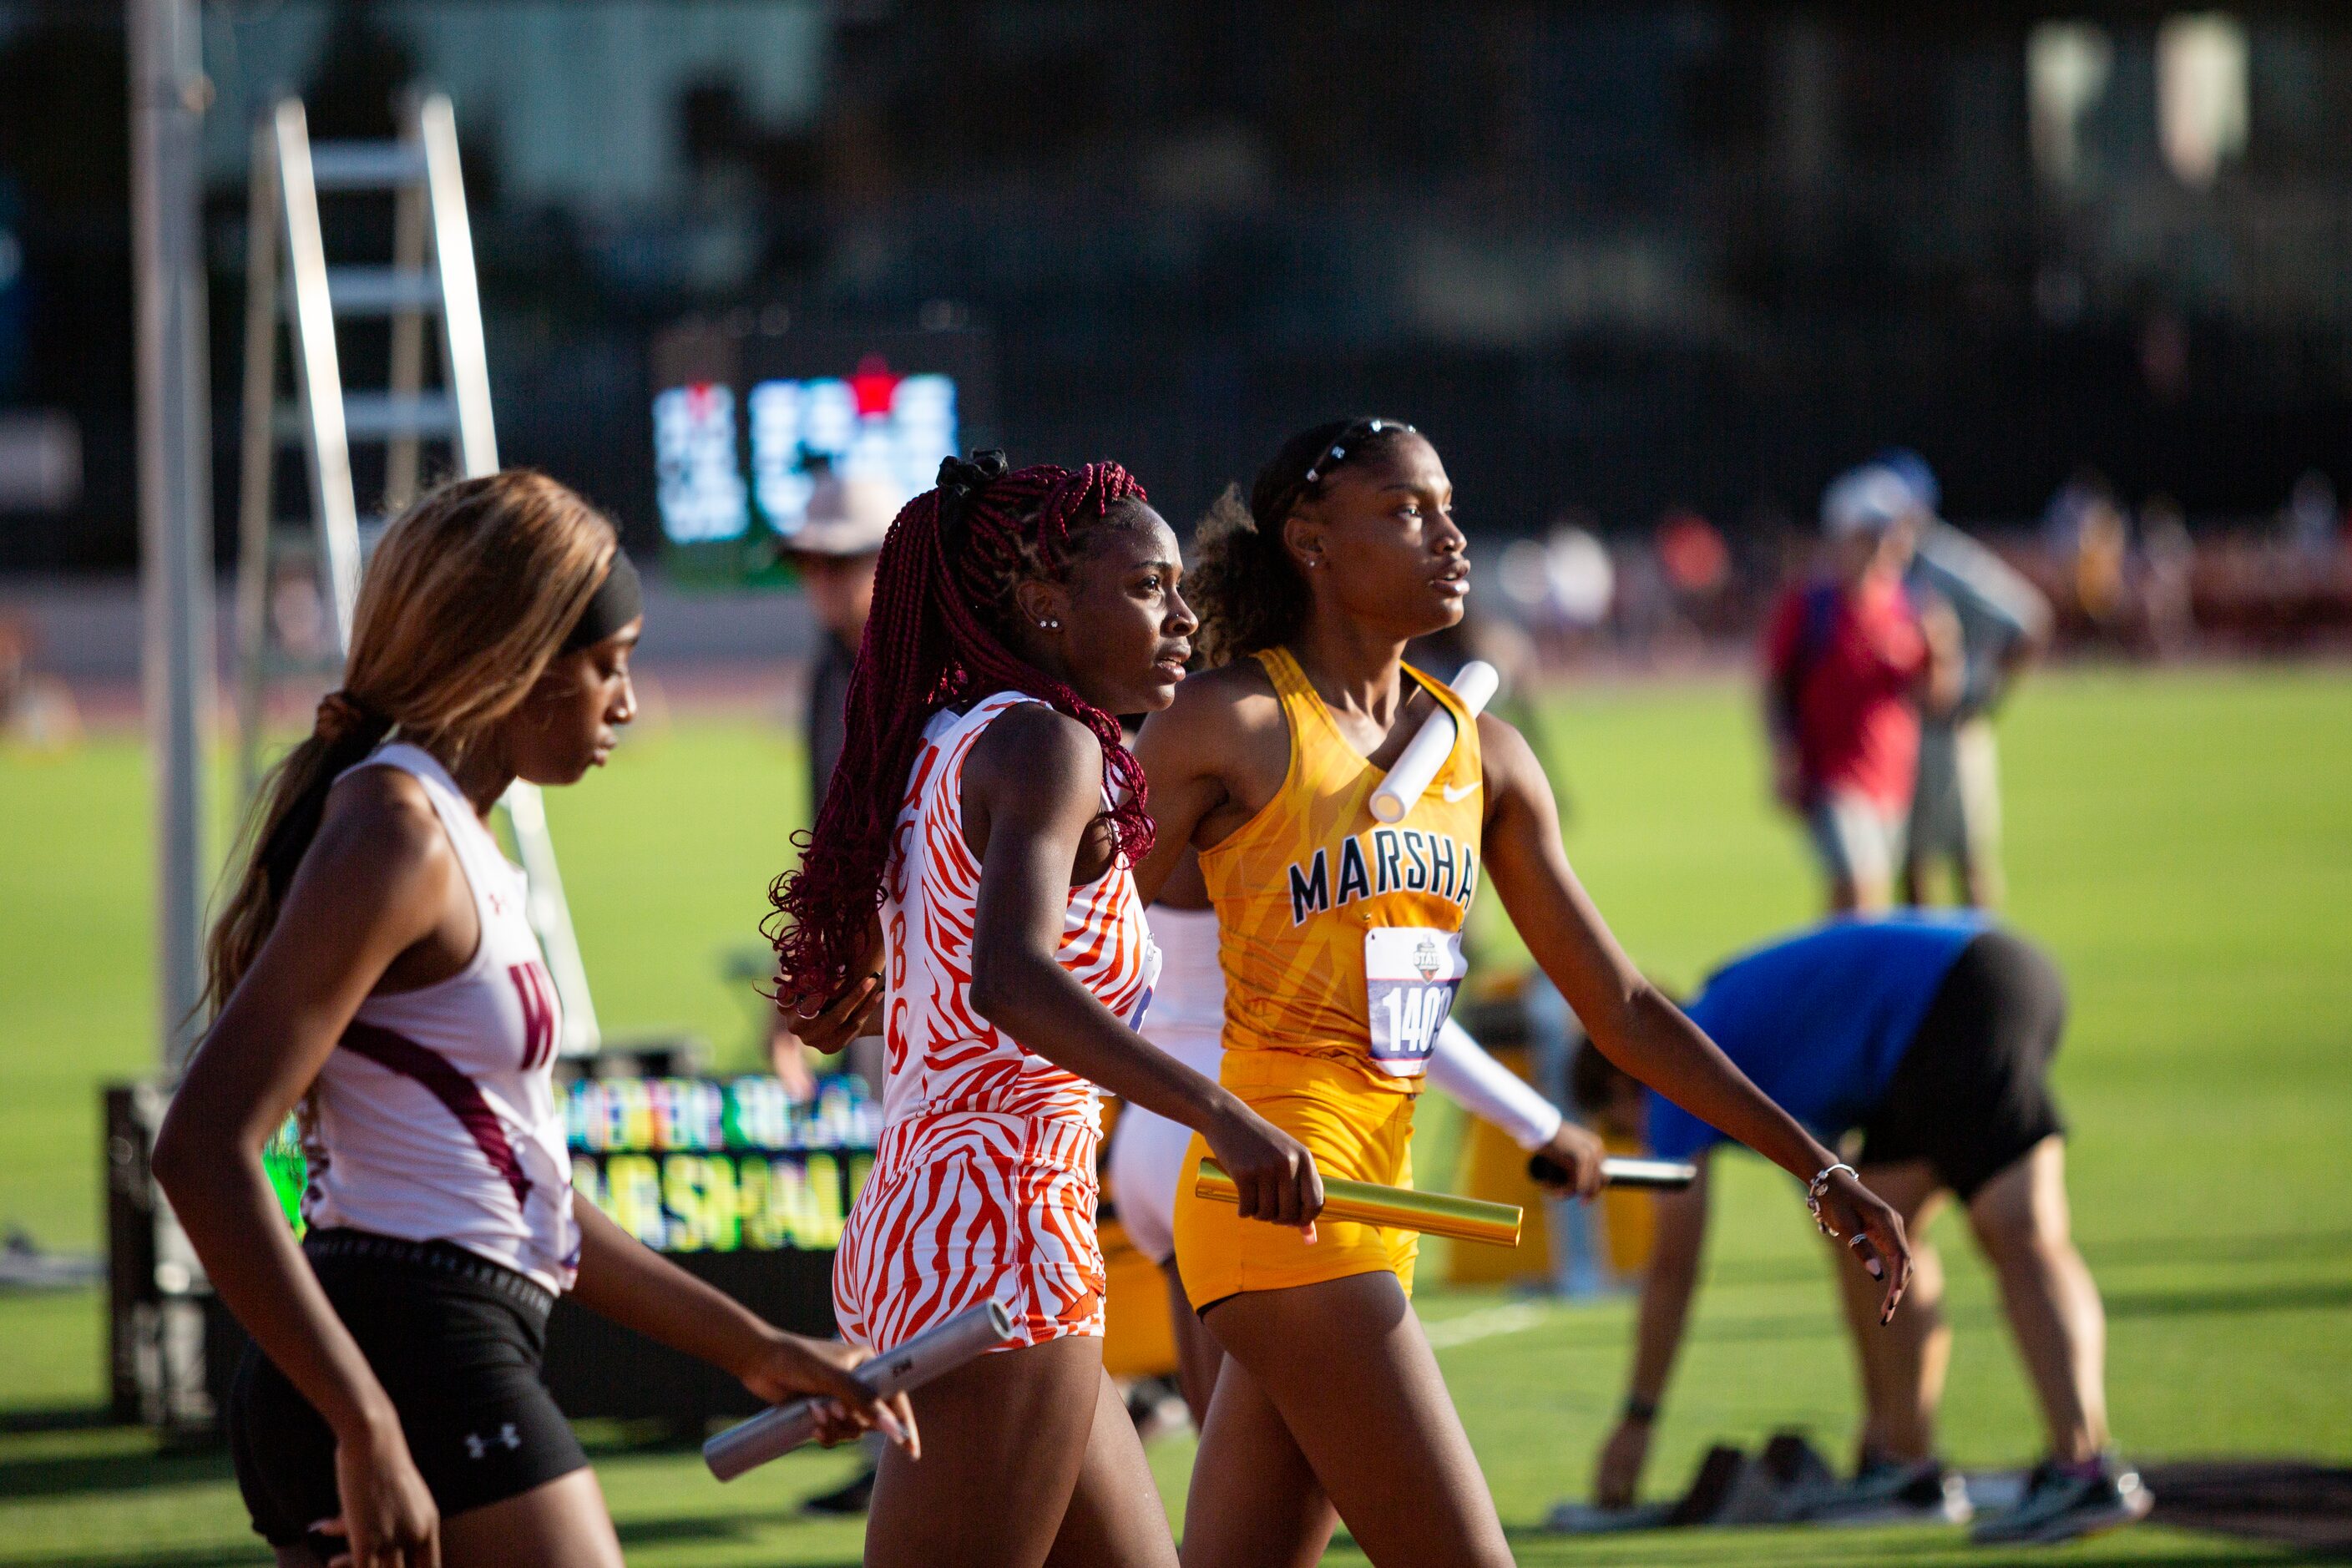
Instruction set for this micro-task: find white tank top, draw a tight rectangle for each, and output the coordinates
[880,693,1161,1132]
[301,743,579,1292]
[1136,905,1225,1077]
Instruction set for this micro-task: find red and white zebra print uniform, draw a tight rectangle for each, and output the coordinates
[833,692,1160,1353]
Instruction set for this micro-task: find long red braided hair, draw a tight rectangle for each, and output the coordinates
[766,450,1155,1009]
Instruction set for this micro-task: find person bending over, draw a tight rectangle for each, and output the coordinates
[1576,913,2149,1546]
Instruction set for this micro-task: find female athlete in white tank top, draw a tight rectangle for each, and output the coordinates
[156,475,907,1568]
[303,742,578,1291]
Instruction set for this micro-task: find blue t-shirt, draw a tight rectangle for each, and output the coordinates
[1647,913,1992,1161]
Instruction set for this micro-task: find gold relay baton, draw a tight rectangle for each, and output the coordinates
[1194,1159,1523,1248]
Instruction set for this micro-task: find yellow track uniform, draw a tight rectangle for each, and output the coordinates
[1172,647,1485,1308]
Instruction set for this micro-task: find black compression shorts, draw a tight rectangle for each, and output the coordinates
[228,1229,589,1551]
[1859,929,2069,1201]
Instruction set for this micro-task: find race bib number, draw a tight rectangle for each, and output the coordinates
[1364,928,1466,1078]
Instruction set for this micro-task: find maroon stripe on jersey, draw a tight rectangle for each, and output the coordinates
[508,961,558,1070]
[339,1019,533,1211]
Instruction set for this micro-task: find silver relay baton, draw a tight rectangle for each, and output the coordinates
[704,1299,1016,1481]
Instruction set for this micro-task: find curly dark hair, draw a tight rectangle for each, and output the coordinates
[1188,417,1419,666]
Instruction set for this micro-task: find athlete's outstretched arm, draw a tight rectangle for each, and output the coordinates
[962,703,1322,1229]
[153,770,453,1567]
[1475,715,1912,1322]
[568,1199,913,1450]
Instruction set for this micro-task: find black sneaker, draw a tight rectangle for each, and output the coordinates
[1970,1455,2152,1545]
[1804,1456,1972,1525]
[802,1461,877,1515]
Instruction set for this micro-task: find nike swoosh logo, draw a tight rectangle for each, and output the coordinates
[1442,781,1481,802]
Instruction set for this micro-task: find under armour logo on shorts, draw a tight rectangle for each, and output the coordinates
[464,1424,523,1459]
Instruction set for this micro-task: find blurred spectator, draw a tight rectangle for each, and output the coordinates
[0,615,79,751]
[768,473,893,1100]
[1877,453,2052,909]
[2283,470,2342,559]
[1496,518,1614,664]
[0,617,19,721]
[1655,509,1729,595]
[2076,505,2131,629]
[1764,467,1962,913]
[1616,535,1699,668]
[2045,470,2132,629]
[2040,467,2107,556]
[2137,498,2198,659]
[1656,508,1737,641]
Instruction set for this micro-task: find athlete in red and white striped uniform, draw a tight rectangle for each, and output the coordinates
[834,691,1161,1353]
[302,742,579,1291]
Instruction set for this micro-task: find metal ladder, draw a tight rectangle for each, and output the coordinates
[234,93,602,1055]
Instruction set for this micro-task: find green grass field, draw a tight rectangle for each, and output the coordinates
[3,665,2348,1565]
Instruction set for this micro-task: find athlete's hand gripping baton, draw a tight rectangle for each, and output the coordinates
[1369,660,1500,824]
[702,1300,1015,1481]
[1196,1158,1524,1247]
[1527,1154,1701,1191]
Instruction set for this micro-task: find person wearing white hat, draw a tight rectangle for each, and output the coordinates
[768,483,893,1104]
[1869,453,2052,911]
[773,469,901,1516]
[1763,466,1961,913]
[789,473,900,802]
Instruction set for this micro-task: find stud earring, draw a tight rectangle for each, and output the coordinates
[1039,618,1060,630]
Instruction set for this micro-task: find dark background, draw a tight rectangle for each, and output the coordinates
[3,0,2349,569]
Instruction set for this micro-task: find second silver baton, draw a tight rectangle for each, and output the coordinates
[703,1298,1016,1482]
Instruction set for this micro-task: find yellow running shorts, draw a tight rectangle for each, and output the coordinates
[1171,1050,1418,1310]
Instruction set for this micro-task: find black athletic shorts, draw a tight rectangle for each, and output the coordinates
[1858,929,2069,1201]
[228,1229,589,1550]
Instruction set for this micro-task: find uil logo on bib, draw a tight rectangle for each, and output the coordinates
[1365,927,1467,1077]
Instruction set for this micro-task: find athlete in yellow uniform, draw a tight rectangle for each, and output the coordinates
[1135,417,1916,1568]
[1171,644,1485,1304]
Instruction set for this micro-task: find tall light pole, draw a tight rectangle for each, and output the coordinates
[129,0,215,1069]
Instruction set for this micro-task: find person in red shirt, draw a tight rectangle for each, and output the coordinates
[1765,466,1961,912]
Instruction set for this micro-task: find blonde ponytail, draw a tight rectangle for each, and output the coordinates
[204,471,617,1014]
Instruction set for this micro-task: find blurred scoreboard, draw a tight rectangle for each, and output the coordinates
[564,1073,876,1255]
[649,321,996,584]
[543,1073,879,1420]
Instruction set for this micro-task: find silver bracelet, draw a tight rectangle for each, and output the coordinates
[1806,1161,1857,1236]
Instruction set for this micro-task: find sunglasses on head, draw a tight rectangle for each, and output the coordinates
[1302,418,1416,486]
